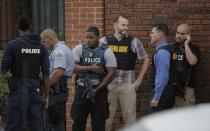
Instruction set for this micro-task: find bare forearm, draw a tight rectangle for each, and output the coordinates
[43,75,50,97]
[73,64,92,73]
[95,67,116,92]
[74,63,104,74]
[185,44,198,65]
[135,56,150,85]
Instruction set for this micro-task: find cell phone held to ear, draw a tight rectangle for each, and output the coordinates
[184,34,191,44]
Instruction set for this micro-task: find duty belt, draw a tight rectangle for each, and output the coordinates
[77,78,100,86]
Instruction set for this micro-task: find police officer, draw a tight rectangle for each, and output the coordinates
[150,24,175,111]
[0,15,50,131]
[40,28,75,131]
[71,26,117,131]
[173,24,200,107]
[100,15,149,130]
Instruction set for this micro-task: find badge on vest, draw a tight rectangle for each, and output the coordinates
[177,54,184,61]
[173,53,184,61]
[89,51,94,57]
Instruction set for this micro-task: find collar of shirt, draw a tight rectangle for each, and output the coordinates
[53,41,65,51]
[155,40,168,50]
[113,34,123,41]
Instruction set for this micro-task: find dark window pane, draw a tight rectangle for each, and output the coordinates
[32,0,65,40]
[0,0,64,48]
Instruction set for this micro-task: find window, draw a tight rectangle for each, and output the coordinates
[0,0,31,48]
[0,0,65,48]
[32,0,65,40]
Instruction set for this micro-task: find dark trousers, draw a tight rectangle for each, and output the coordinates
[47,93,67,131]
[152,85,175,112]
[47,117,65,131]
[47,76,69,131]
[5,79,44,131]
[71,85,109,131]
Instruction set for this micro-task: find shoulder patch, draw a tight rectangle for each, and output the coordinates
[55,49,64,57]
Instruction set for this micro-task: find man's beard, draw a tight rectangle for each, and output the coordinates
[175,37,184,44]
[121,30,128,38]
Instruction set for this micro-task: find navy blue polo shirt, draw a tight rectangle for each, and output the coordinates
[1,34,50,77]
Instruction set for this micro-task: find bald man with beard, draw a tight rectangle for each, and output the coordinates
[173,24,200,107]
[40,29,75,131]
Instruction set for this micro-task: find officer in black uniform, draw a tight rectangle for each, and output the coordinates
[173,23,200,107]
[0,15,50,131]
[71,26,117,131]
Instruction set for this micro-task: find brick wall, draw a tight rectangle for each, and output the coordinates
[65,0,210,130]
[105,0,210,130]
[64,0,104,47]
[64,0,104,131]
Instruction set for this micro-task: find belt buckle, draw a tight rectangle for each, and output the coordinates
[90,79,100,86]
[77,79,85,86]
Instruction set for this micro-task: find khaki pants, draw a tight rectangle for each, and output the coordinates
[175,87,196,107]
[105,83,136,131]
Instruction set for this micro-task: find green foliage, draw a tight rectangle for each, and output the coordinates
[0,52,28,131]
[0,51,10,115]
[0,75,9,115]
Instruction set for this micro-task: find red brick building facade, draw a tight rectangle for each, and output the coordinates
[0,0,209,131]
[65,0,210,131]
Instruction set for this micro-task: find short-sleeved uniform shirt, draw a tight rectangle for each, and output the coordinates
[50,41,75,77]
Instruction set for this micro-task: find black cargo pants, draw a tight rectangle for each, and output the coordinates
[71,84,109,131]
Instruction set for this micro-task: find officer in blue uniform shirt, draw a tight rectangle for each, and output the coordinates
[40,28,75,131]
[149,24,175,111]
[71,26,117,131]
[0,15,50,131]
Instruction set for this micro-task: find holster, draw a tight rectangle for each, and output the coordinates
[49,76,69,95]
[49,76,69,106]
[48,76,69,124]
[50,82,61,95]
[82,87,95,103]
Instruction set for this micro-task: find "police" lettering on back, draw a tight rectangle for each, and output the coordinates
[21,48,40,54]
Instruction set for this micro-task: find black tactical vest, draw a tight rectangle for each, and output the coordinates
[11,37,42,78]
[151,45,176,87]
[172,43,191,83]
[106,35,137,70]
